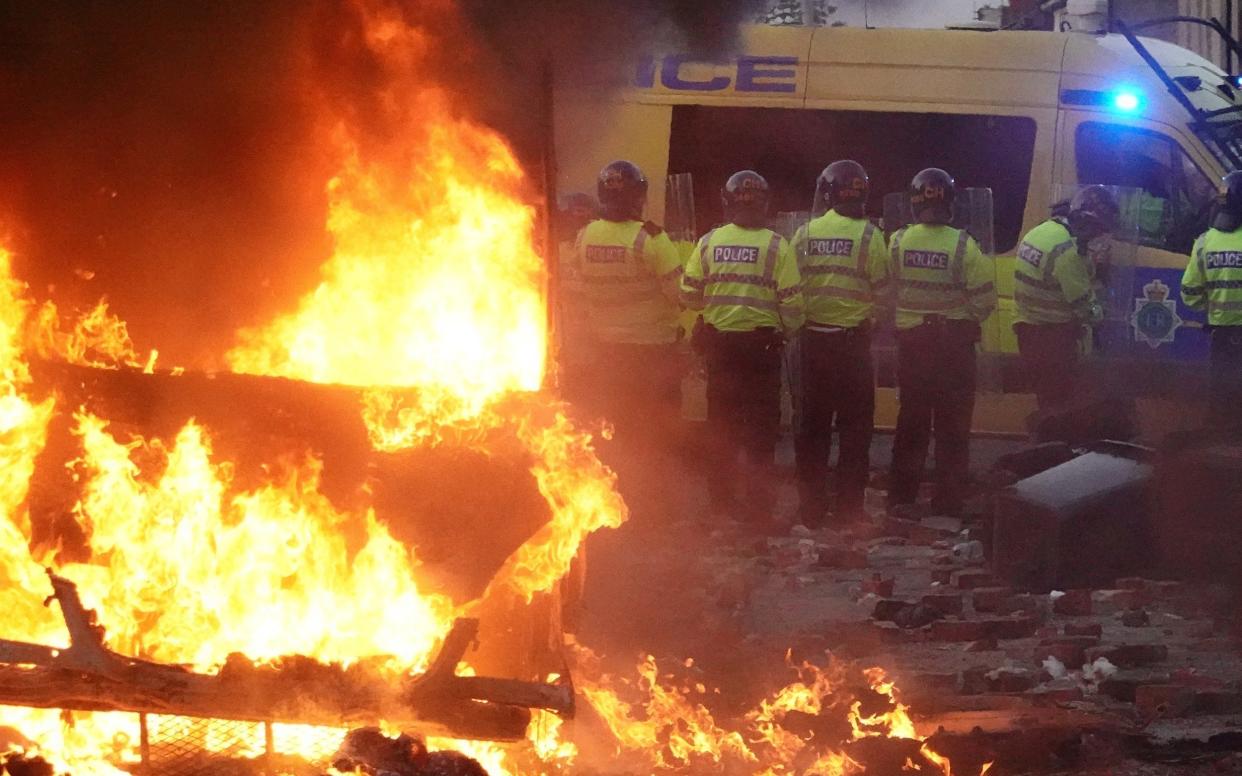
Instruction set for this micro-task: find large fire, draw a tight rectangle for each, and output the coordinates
[0,1,987,775]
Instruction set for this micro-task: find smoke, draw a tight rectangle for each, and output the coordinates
[0,0,765,367]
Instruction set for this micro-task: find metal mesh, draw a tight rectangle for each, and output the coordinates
[143,715,348,776]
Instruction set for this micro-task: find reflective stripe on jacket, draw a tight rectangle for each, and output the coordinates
[792,211,889,328]
[569,219,684,344]
[889,223,996,331]
[1183,227,1242,326]
[680,223,806,335]
[1013,219,1094,325]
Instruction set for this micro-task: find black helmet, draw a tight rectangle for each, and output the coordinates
[1066,185,1120,241]
[909,168,955,225]
[814,160,869,218]
[1213,171,1242,231]
[597,160,648,221]
[722,170,770,229]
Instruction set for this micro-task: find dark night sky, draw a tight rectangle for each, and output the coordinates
[0,0,761,367]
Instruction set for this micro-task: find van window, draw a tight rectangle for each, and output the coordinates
[1075,122,1215,254]
[667,106,1038,252]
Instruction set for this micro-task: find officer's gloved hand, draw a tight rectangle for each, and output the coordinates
[1086,301,1105,326]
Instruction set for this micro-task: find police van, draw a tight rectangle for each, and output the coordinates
[553,19,1242,435]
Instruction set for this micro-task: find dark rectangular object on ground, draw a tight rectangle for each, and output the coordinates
[992,442,1154,591]
[1154,433,1242,583]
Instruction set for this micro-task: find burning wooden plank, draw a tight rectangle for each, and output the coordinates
[0,571,572,742]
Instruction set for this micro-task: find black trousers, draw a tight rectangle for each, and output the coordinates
[1014,321,1081,411]
[794,327,875,521]
[889,320,978,515]
[1211,326,1242,430]
[704,329,783,519]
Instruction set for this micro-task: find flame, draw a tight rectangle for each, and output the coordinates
[0,0,625,772]
[27,299,154,371]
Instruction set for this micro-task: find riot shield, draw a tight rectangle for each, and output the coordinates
[882,187,995,254]
[664,173,697,251]
[1049,184,1142,330]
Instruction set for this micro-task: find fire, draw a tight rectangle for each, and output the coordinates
[577,651,992,776]
[0,0,624,771]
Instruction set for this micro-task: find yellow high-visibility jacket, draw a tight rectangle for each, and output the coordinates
[1182,227,1242,326]
[568,219,684,344]
[792,211,889,328]
[889,224,996,331]
[1013,219,1095,325]
[681,223,805,336]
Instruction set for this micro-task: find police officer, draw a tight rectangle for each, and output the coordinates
[792,160,889,525]
[566,161,685,436]
[681,170,805,526]
[888,168,997,517]
[1013,186,1116,414]
[1182,171,1242,429]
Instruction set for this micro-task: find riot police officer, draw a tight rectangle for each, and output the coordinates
[887,168,997,517]
[681,170,805,527]
[565,160,685,437]
[1013,186,1117,415]
[792,160,889,525]
[1183,171,1242,429]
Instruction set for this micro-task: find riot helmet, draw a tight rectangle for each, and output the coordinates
[597,160,648,221]
[722,170,770,229]
[1066,185,1120,243]
[909,168,955,225]
[1213,171,1242,232]
[814,160,869,218]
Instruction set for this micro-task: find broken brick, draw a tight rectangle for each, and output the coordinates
[1029,680,1084,705]
[1064,622,1103,638]
[999,593,1041,616]
[863,574,895,598]
[928,619,989,642]
[921,592,964,616]
[988,668,1036,693]
[1036,636,1099,668]
[1087,643,1169,668]
[985,615,1040,640]
[1052,589,1092,616]
[1100,670,1171,703]
[953,570,997,589]
[1135,684,1194,718]
[931,568,954,585]
[971,587,1013,614]
[1092,588,1154,613]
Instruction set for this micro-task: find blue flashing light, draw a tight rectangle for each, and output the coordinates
[1110,89,1142,113]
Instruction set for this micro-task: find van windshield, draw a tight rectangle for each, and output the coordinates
[667,106,1038,253]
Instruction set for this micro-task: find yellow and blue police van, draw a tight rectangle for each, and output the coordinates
[553,19,1242,436]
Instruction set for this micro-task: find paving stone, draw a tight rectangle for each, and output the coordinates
[1052,589,1093,616]
[972,586,1013,614]
[1087,643,1169,668]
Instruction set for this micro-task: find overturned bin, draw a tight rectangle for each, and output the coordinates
[993,442,1154,591]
